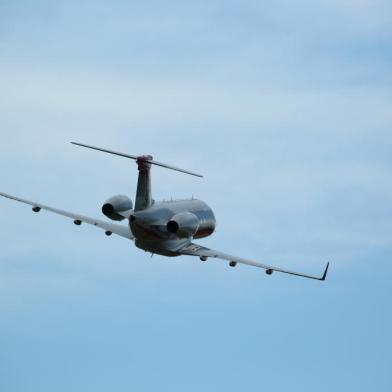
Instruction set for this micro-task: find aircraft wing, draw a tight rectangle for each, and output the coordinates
[0,192,133,240]
[178,243,329,281]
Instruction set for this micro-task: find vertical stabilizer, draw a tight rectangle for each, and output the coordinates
[135,156,153,211]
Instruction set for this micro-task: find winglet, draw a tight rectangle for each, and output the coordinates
[320,262,330,281]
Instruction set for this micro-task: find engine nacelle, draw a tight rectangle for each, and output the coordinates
[167,212,199,238]
[102,195,133,221]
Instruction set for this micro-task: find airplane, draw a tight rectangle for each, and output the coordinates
[0,142,329,281]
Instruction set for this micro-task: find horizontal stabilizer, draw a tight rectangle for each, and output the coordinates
[71,142,203,178]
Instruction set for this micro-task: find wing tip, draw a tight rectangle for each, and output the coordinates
[320,262,330,281]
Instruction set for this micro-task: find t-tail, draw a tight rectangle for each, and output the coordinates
[71,142,203,211]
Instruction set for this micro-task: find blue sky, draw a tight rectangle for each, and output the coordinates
[1,1,392,391]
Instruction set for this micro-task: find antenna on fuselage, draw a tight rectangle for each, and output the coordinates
[70,142,203,178]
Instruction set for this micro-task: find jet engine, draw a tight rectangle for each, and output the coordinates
[102,195,133,221]
[167,212,199,238]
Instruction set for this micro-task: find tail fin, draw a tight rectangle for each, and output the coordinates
[135,155,153,211]
[71,142,203,211]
